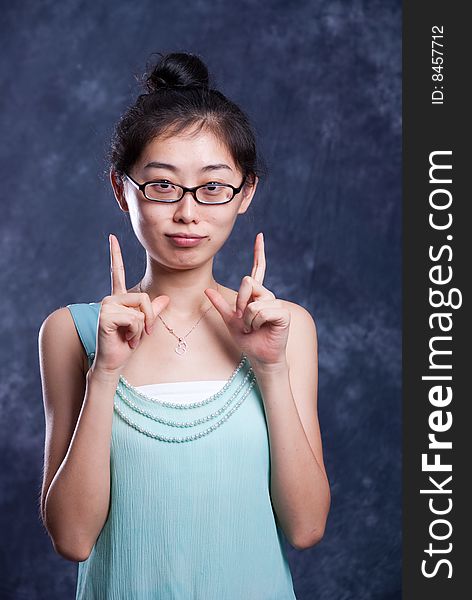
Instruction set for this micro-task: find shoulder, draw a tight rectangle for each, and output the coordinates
[39,306,75,335]
[278,299,318,363]
[38,305,91,374]
[280,299,317,333]
[39,302,100,333]
[38,305,83,355]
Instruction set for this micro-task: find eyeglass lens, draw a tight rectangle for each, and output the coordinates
[145,182,233,203]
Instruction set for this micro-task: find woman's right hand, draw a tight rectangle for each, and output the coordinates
[92,233,170,375]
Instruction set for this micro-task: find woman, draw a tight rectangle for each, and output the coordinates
[39,51,331,599]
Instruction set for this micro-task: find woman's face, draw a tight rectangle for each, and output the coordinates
[111,127,258,271]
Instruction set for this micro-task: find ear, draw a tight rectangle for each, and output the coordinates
[237,174,259,215]
[110,169,130,213]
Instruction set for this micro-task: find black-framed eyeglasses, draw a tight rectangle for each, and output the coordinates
[124,172,247,205]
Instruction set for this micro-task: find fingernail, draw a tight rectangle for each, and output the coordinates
[236,309,243,318]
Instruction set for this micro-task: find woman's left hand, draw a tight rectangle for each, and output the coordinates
[204,232,290,370]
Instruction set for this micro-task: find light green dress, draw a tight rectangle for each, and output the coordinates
[67,302,297,600]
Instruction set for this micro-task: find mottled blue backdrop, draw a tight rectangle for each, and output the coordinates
[0,0,401,598]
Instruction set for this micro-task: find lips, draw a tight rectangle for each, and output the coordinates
[166,233,206,239]
[166,234,207,248]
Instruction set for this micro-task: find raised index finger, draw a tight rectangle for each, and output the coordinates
[250,232,266,284]
[109,233,127,295]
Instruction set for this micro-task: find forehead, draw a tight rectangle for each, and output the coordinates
[138,128,237,173]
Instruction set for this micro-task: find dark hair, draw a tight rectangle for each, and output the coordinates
[108,52,266,186]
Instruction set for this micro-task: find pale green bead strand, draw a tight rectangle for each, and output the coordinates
[113,375,257,443]
[115,368,254,428]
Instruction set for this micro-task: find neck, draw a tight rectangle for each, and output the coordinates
[139,256,219,319]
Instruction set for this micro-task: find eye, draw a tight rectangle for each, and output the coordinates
[203,181,225,190]
[149,180,176,192]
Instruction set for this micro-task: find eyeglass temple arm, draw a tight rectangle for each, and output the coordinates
[124,173,141,191]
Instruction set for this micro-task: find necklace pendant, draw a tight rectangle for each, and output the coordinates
[175,339,188,355]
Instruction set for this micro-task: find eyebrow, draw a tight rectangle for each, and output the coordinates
[143,161,233,172]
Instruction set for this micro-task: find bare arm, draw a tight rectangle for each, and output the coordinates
[39,235,168,562]
[254,302,331,551]
[204,233,331,551]
[39,307,119,562]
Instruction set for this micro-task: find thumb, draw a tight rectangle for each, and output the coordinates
[204,288,234,324]
[152,295,170,319]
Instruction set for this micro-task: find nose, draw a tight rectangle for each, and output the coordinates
[172,190,200,222]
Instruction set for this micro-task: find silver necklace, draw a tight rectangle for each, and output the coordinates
[138,281,219,355]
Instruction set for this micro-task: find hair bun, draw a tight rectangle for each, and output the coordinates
[145,52,210,93]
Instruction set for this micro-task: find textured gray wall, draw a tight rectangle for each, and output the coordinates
[0,0,401,598]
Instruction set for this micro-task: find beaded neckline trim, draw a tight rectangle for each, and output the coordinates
[115,367,254,428]
[116,352,247,409]
[113,372,257,443]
